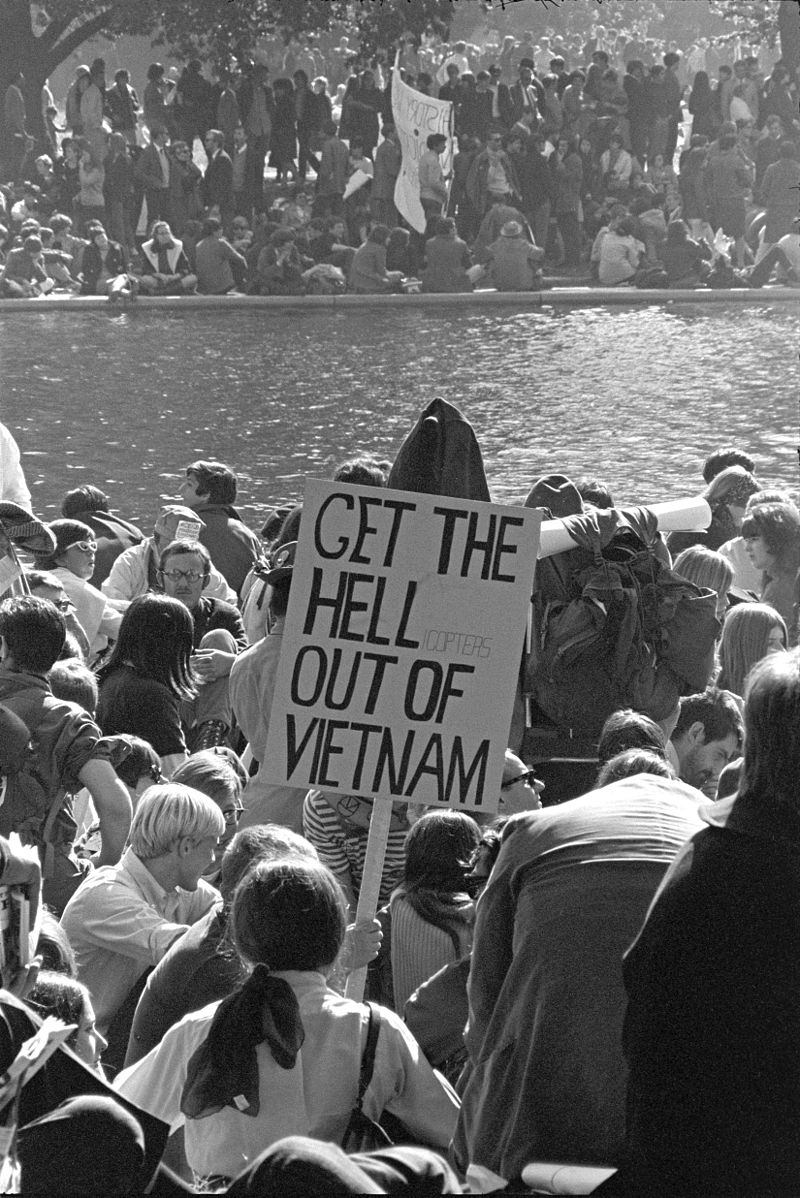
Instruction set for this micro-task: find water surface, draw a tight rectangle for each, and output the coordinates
[0,303,795,529]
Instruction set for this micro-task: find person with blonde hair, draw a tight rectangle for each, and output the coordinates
[717,602,788,701]
[672,546,734,621]
[61,783,223,1070]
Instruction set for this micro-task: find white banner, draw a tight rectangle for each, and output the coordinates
[391,63,453,234]
[263,480,542,813]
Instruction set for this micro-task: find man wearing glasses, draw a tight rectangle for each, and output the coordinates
[157,539,247,751]
[102,504,235,606]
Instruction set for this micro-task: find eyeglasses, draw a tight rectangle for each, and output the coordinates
[64,540,95,553]
[160,569,206,582]
[53,599,74,612]
[501,768,540,790]
[222,804,244,825]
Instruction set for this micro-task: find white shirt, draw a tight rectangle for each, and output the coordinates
[717,536,762,593]
[61,847,220,1032]
[0,423,31,509]
[52,566,126,657]
[102,538,236,604]
[115,970,459,1179]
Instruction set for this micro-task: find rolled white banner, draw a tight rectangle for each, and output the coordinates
[538,497,711,559]
[520,1162,618,1194]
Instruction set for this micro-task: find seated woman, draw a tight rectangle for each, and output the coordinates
[96,593,194,774]
[599,132,633,197]
[60,484,144,588]
[114,856,459,1185]
[79,225,135,298]
[421,216,475,293]
[716,602,788,700]
[741,501,800,637]
[255,228,306,296]
[661,219,712,288]
[387,810,480,1013]
[136,219,197,295]
[28,971,107,1077]
[348,224,402,294]
[37,519,127,661]
[597,215,644,285]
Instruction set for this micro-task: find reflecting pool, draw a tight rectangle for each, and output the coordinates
[0,301,795,528]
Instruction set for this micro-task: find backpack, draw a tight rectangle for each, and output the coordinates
[0,689,66,877]
[527,507,719,737]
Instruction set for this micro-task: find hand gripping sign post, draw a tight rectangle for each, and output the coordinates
[263,479,543,1000]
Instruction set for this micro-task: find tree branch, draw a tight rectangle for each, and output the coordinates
[43,6,116,76]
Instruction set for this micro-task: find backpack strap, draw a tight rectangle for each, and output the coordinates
[354,1002,382,1113]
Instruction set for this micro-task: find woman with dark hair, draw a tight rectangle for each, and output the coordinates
[387,811,480,1011]
[688,70,717,139]
[79,225,130,295]
[551,134,583,268]
[114,857,459,1182]
[348,223,402,293]
[661,218,711,288]
[38,518,127,658]
[96,593,195,772]
[293,69,322,180]
[342,69,382,157]
[421,215,474,293]
[742,502,800,637]
[384,225,412,274]
[143,63,169,135]
[29,971,107,1075]
[678,142,713,241]
[168,139,203,236]
[269,78,298,184]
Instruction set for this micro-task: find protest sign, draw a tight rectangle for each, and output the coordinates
[391,64,453,234]
[263,479,542,815]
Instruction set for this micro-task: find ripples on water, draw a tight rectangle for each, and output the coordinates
[0,303,795,528]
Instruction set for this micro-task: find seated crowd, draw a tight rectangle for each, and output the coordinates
[1,38,798,299]
[0,426,797,1192]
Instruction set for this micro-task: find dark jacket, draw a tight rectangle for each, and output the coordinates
[202,148,234,210]
[465,149,521,215]
[193,502,263,596]
[421,234,473,293]
[508,78,545,124]
[620,795,800,1196]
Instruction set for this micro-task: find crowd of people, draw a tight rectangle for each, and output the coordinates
[1,26,799,299]
[0,414,796,1191]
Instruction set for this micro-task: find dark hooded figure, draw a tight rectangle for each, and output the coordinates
[386,397,490,502]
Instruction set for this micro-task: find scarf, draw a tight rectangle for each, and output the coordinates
[181,965,304,1120]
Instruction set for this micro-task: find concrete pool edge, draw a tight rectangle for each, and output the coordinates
[1,287,798,313]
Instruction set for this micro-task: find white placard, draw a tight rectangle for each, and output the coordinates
[174,520,202,541]
[263,480,542,813]
[391,63,453,234]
